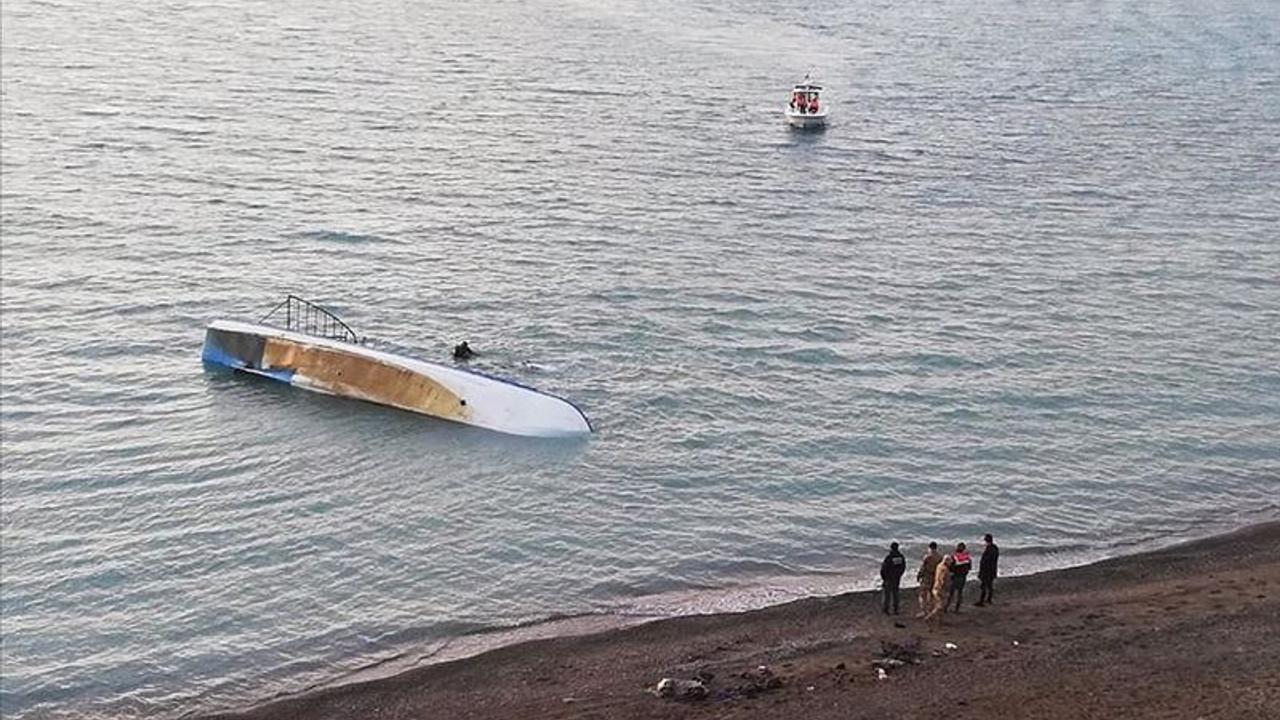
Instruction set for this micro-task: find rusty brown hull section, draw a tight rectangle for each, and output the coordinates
[260,338,472,422]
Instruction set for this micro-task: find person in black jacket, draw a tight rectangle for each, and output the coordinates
[946,542,973,612]
[880,542,907,615]
[975,533,1000,606]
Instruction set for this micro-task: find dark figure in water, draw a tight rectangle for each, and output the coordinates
[453,341,476,361]
[880,541,907,615]
[976,533,1000,606]
[946,542,972,612]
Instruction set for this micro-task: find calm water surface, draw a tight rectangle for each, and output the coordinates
[2,0,1278,717]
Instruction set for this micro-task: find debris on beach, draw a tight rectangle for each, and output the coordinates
[878,637,924,664]
[653,677,708,701]
[729,665,784,697]
[944,642,959,650]
[870,637,924,678]
[653,665,786,703]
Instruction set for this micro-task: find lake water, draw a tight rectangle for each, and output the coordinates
[2,0,1278,717]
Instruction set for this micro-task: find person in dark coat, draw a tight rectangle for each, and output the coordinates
[880,541,907,615]
[975,533,1000,606]
[452,341,476,361]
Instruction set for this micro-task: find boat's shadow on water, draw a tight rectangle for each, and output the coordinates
[199,365,592,458]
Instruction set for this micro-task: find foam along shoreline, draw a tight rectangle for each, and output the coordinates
[197,520,1280,720]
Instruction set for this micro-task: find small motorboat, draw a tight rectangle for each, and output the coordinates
[202,296,592,437]
[785,76,828,129]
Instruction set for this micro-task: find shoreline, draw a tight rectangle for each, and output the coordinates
[199,519,1280,720]
[213,516,1270,698]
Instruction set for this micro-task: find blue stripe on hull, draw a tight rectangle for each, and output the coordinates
[201,340,246,369]
[202,332,295,384]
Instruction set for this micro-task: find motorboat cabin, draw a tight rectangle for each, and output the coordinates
[786,80,827,129]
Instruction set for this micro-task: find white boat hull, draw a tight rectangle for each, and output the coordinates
[202,320,592,437]
[786,111,828,129]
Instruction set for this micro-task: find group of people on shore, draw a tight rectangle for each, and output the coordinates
[878,534,1000,622]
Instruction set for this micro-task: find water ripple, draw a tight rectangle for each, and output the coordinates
[3,0,1280,717]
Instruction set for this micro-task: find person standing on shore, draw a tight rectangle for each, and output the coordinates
[915,542,942,617]
[880,542,907,615]
[975,533,1000,606]
[946,542,973,612]
[923,552,953,624]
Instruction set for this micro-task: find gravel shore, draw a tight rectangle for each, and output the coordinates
[201,521,1280,720]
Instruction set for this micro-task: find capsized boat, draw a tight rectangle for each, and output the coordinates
[202,296,592,437]
[785,76,827,129]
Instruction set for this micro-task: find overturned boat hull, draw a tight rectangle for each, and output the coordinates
[202,320,591,437]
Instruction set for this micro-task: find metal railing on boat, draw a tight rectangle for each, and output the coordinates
[260,295,360,344]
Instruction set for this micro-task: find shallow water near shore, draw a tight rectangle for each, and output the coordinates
[2,0,1279,717]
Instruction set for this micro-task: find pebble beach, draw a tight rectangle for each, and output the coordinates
[201,521,1280,720]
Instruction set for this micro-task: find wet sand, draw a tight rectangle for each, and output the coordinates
[202,521,1280,720]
